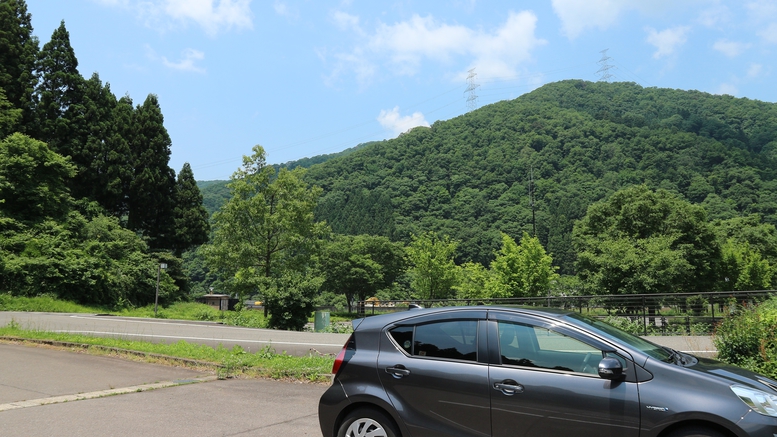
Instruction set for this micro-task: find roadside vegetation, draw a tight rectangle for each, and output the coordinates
[0,294,269,327]
[714,297,777,379]
[0,318,334,383]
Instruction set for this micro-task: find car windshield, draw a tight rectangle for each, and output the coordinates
[564,313,673,362]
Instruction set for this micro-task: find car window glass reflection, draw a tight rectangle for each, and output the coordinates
[390,320,478,361]
[498,321,601,374]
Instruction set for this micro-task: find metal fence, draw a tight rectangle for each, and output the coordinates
[355,290,776,336]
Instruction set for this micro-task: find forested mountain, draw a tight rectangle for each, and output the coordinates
[198,141,372,216]
[297,80,777,274]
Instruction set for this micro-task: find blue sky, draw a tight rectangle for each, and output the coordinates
[26,0,777,181]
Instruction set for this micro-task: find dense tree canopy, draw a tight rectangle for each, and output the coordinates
[0,133,74,222]
[317,233,406,311]
[0,2,208,309]
[573,185,721,295]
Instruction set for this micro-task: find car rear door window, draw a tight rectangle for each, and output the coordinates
[389,320,478,361]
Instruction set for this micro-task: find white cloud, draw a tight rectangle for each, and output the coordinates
[716,83,738,96]
[332,11,361,33]
[163,0,252,35]
[747,0,777,21]
[96,0,253,36]
[760,23,777,44]
[328,11,545,85]
[377,107,429,136]
[713,39,751,57]
[645,26,690,59]
[550,0,676,39]
[698,4,731,27]
[162,48,206,73]
[747,63,764,78]
[273,1,299,19]
[551,0,629,39]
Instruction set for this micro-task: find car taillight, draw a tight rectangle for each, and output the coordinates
[332,334,354,375]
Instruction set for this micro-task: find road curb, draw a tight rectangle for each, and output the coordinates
[0,336,224,370]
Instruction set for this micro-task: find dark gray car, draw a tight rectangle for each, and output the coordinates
[318,306,777,437]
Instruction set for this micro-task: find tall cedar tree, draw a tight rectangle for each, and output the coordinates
[0,88,21,137]
[0,0,38,133]
[172,162,210,256]
[110,95,135,219]
[127,94,176,250]
[35,20,85,158]
[77,73,132,209]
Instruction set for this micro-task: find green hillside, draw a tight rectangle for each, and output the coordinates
[197,142,371,216]
[299,80,777,274]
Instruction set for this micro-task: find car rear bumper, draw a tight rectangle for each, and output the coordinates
[318,380,349,437]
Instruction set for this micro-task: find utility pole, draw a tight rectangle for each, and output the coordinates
[154,263,167,317]
[530,165,536,237]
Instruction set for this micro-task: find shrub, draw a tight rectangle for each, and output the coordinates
[714,298,777,378]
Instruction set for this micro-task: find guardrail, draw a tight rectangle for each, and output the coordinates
[355,290,776,336]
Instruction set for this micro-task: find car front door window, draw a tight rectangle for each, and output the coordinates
[491,318,640,437]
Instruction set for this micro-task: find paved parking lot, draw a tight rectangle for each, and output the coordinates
[0,343,327,436]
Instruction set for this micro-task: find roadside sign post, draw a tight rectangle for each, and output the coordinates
[154,263,168,317]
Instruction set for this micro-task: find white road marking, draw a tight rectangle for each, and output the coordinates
[0,376,218,412]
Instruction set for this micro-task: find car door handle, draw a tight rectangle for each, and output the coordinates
[386,366,411,378]
[494,380,524,395]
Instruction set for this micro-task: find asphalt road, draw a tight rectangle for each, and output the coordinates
[0,312,351,356]
[0,311,716,357]
[0,343,328,436]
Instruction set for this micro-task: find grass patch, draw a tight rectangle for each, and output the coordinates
[0,295,269,328]
[0,294,104,313]
[0,321,334,383]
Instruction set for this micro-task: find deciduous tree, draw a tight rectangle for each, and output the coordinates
[407,232,459,300]
[573,185,721,294]
[0,133,75,222]
[203,145,327,328]
[490,232,558,298]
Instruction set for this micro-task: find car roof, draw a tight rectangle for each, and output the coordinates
[353,305,577,330]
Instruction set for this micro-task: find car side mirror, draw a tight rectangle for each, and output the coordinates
[598,357,624,380]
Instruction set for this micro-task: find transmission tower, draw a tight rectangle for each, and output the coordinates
[596,49,615,82]
[465,68,480,111]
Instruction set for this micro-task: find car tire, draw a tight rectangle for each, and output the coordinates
[337,407,400,437]
[666,425,727,437]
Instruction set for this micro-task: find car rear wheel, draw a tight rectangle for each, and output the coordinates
[337,408,400,437]
[666,425,727,437]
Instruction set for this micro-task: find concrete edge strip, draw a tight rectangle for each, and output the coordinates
[0,375,219,413]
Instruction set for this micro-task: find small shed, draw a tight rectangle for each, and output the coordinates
[202,294,231,311]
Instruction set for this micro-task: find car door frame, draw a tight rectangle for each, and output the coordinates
[486,309,642,437]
